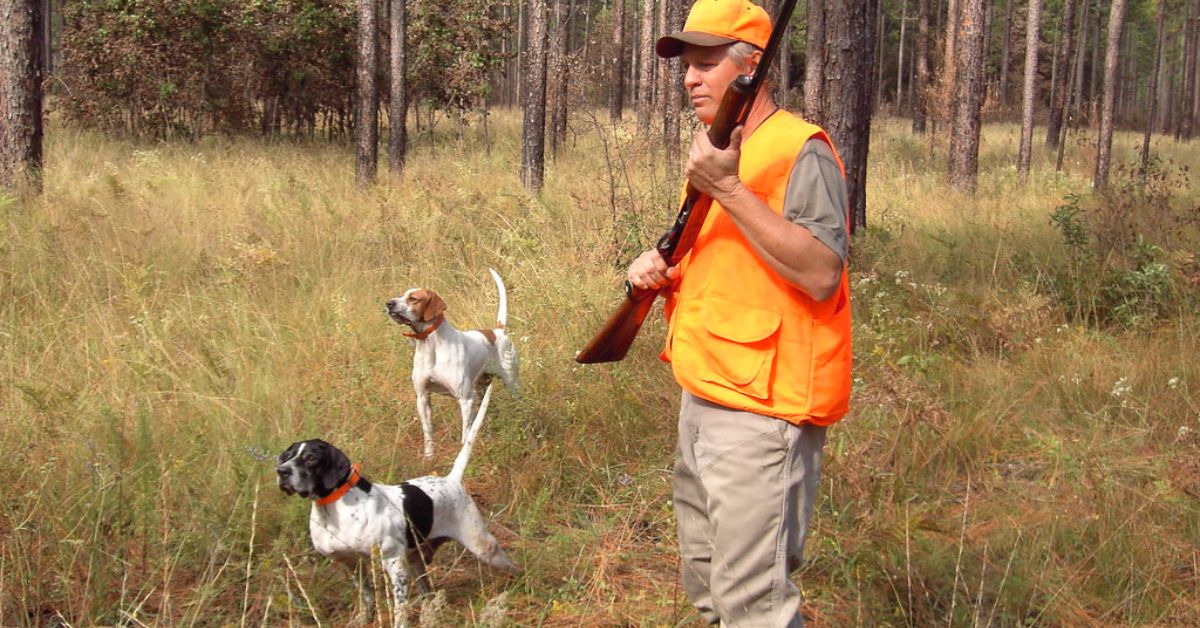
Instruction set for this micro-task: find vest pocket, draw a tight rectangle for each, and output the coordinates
[696,297,781,399]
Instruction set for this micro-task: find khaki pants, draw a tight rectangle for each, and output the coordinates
[674,391,827,627]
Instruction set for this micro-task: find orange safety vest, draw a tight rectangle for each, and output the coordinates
[662,111,852,426]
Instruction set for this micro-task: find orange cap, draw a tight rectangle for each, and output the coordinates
[656,0,772,59]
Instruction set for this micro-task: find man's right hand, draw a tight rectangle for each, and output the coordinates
[627,249,681,292]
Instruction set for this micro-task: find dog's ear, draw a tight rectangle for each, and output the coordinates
[421,290,447,322]
[277,442,301,465]
[314,441,352,497]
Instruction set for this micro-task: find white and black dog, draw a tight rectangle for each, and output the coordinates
[386,268,520,458]
[276,385,516,627]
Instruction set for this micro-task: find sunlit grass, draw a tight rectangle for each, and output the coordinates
[1,110,1197,625]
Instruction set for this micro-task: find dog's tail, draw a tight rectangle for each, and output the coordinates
[489,268,507,328]
[448,381,494,484]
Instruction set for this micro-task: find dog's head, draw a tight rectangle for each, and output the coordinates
[276,439,353,500]
[386,288,447,329]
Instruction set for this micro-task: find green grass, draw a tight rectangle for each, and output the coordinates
[1,111,1197,626]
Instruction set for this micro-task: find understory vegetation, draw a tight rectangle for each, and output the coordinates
[1,114,1197,626]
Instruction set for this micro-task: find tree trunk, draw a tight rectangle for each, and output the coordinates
[810,0,879,232]
[1017,0,1042,183]
[1193,0,1200,139]
[942,0,961,117]
[1175,0,1197,140]
[912,0,930,132]
[999,0,1014,106]
[663,0,682,174]
[610,0,626,121]
[548,0,568,158]
[354,0,379,186]
[948,0,987,192]
[0,0,43,195]
[896,0,908,115]
[1045,0,1076,148]
[875,6,886,112]
[1087,4,1102,124]
[522,0,550,192]
[1140,0,1166,179]
[1093,0,1126,190]
[1071,1,1088,123]
[388,0,407,175]
[803,0,827,119]
[637,0,655,133]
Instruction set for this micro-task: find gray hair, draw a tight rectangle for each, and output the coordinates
[727,42,764,72]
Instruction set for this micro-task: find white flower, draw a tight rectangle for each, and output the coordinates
[1110,377,1131,398]
[1168,377,1180,389]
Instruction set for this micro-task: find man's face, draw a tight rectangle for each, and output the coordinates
[681,44,757,124]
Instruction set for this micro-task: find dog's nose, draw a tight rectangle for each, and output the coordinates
[276,466,291,477]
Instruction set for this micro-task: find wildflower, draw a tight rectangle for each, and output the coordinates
[1168,377,1180,389]
[1110,377,1131,398]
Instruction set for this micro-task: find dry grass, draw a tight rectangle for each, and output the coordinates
[1,110,1197,626]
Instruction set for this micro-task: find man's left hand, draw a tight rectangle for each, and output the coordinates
[686,126,744,201]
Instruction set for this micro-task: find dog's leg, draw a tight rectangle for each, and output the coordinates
[457,394,476,444]
[415,385,435,459]
[349,560,377,626]
[382,553,412,628]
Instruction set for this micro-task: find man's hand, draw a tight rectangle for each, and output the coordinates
[687,126,744,201]
[627,249,681,291]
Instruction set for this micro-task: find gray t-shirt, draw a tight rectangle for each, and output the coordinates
[782,139,849,262]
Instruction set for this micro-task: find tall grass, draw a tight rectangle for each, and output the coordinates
[1,112,1196,626]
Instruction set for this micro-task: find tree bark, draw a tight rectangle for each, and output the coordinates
[912,0,930,133]
[896,0,908,115]
[637,0,655,133]
[875,6,886,111]
[354,0,379,186]
[999,0,1014,106]
[1093,0,1126,190]
[1140,0,1166,179]
[1017,0,1042,183]
[1071,1,1088,123]
[1087,4,1102,124]
[610,0,626,121]
[941,0,961,117]
[1045,0,1076,148]
[803,0,826,119]
[522,0,550,191]
[663,0,682,174]
[948,0,987,192]
[388,0,407,175]
[548,0,568,158]
[1176,0,1197,139]
[809,0,879,232]
[0,0,44,195]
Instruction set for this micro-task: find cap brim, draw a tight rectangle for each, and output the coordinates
[655,32,739,58]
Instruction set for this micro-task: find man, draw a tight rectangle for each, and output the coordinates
[625,1,852,625]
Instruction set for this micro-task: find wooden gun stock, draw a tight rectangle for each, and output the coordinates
[575,0,798,365]
[575,283,658,364]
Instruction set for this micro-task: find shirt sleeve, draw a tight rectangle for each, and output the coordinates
[782,138,849,262]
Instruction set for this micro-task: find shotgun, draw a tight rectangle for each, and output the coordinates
[576,0,799,364]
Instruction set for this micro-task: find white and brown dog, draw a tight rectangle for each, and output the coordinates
[276,385,516,627]
[386,268,519,458]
